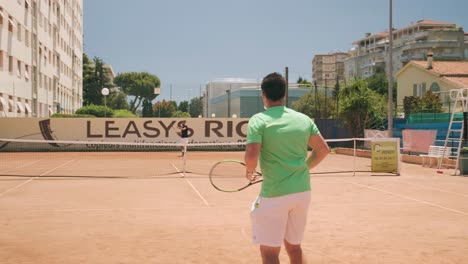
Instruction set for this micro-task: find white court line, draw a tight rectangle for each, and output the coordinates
[0,206,214,213]
[398,180,468,198]
[344,179,468,216]
[172,163,210,206]
[0,159,76,198]
[0,159,43,174]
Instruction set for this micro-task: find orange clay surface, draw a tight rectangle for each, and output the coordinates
[1,151,468,264]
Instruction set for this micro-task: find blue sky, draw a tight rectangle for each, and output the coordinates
[84,0,468,103]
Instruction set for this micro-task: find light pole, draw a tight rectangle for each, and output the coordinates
[187,89,192,116]
[226,84,231,118]
[387,0,394,137]
[101,87,109,117]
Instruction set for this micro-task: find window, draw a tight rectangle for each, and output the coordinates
[25,64,29,80]
[8,96,14,112]
[430,82,440,93]
[8,56,13,73]
[17,60,22,78]
[8,16,14,32]
[413,83,427,97]
[25,29,29,47]
[17,23,22,41]
[0,8,4,25]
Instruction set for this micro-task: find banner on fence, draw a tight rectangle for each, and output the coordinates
[402,129,437,153]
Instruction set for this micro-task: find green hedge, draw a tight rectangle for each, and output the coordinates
[51,113,95,118]
[76,104,114,117]
[113,109,138,118]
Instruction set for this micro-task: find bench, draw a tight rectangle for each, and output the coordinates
[420,145,452,168]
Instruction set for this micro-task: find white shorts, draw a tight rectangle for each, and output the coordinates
[180,138,188,144]
[250,191,311,247]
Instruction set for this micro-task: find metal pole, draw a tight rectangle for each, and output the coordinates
[285,67,289,107]
[104,95,107,118]
[388,0,394,137]
[227,84,231,117]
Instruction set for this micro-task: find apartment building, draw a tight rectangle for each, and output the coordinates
[345,19,468,80]
[312,52,349,88]
[0,0,83,117]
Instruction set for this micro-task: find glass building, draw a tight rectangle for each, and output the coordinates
[205,78,310,118]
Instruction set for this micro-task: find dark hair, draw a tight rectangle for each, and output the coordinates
[261,72,286,101]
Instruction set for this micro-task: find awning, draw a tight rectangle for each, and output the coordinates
[8,99,14,110]
[24,103,32,114]
[16,101,25,113]
[0,97,6,107]
[8,17,17,29]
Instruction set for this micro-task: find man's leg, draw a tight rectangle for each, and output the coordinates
[260,245,281,264]
[284,240,307,264]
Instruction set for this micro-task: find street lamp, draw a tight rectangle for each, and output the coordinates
[101,87,109,118]
[226,86,231,118]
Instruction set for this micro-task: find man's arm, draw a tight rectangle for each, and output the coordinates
[306,134,329,169]
[244,143,261,181]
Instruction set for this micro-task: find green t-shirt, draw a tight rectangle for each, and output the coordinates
[246,106,320,198]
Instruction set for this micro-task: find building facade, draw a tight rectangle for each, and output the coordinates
[345,20,468,81]
[0,0,83,117]
[204,78,310,118]
[396,59,468,111]
[312,52,349,88]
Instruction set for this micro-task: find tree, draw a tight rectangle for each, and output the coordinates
[107,91,129,110]
[403,90,442,118]
[403,96,421,119]
[82,55,113,106]
[421,90,442,113]
[172,111,191,118]
[333,78,340,116]
[189,97,203,117]
[114,72,161,114]
[178,101,189,113]
[153,100,177,117]
[292,91,333,118]
[297,77,313,88]
[339,78,387,137]
[366,72,397,103]
[142,98,154,117]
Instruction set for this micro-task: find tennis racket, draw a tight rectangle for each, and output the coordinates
[209,160,262,192]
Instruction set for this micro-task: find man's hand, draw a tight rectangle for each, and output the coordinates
[245,171,257,182]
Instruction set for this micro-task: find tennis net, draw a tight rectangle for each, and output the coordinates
[0,137,399,179]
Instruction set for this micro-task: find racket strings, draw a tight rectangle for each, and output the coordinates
[210,162,250,192]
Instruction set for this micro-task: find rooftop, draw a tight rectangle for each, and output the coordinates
[412,60,468,76]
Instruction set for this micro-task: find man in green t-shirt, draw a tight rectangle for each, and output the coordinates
[244,72,329,264]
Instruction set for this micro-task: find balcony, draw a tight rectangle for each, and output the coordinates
[403,40,460,51]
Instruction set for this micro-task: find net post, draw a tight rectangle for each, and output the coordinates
[182,141,187,176]
[353,138,356,176]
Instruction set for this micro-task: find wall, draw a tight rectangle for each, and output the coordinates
[0,118,249,151]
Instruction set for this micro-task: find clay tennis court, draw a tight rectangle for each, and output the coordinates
[1,150,468,264]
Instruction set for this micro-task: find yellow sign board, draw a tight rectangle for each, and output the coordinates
[371,139,400,174]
